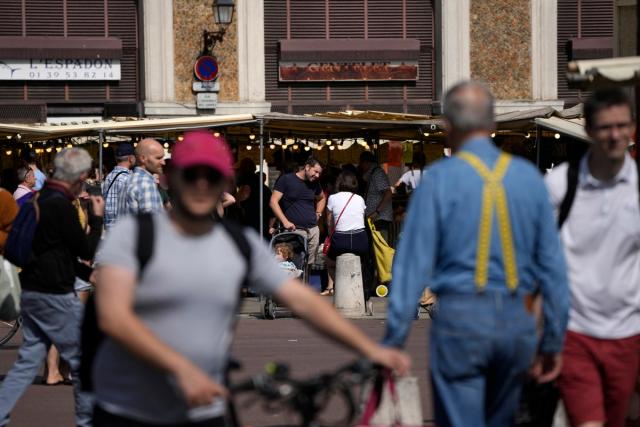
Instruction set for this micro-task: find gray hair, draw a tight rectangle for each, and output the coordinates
[16,166,31,182]
[53,148,92,183]
[443,81,495,133]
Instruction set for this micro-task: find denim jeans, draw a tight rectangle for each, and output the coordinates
[0,291,93,427]
[429,292,537,427]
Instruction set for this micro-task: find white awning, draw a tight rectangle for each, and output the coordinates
[567,56,640,86]
[535,116,590,143]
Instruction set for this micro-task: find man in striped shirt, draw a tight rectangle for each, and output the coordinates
[118,139,166,217]
[103,143,135,230]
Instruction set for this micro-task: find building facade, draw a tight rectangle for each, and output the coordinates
[0,0,630,122]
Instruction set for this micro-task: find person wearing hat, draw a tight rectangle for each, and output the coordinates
[93,130,411,427]
[102,143,136,230]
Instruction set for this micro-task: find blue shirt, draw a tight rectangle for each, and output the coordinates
[118,167,164,217]
[383,138,569,354]
[33,167,46,191]
[103,166,132,230]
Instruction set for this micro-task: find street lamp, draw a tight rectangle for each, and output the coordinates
[202,0,235,54]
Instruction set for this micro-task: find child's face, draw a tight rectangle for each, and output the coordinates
[275,248,285,260]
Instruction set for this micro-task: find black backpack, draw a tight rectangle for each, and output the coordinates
[79,214,252,391]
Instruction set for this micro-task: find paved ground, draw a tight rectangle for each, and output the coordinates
[0,298,433,426]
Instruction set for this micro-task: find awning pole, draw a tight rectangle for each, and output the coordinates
[98,129,105,188]
[259,119,265,238]
[536,125,542,170]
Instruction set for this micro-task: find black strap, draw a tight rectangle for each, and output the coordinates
[557,158,580,229]
[136,213,154,275]
[220,219,252,289]
[104,170,128,198]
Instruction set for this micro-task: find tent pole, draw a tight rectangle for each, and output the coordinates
[98,130,105,187]
[536,125,542,170]
[259,119,265,238]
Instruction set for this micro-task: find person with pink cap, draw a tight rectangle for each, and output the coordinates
[92,130,411,427]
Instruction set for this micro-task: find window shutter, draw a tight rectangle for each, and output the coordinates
[0,0,23,36]
[557,0,614,102]
[107,0,139,101]
[264,0,435,114]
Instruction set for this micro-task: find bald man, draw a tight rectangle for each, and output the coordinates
[118,138,166,217]
[383,81,569,427]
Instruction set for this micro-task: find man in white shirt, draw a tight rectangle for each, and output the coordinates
[545,88,640,427]
[394,152,426,194]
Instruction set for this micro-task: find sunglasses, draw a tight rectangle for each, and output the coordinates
[181,167,222,184]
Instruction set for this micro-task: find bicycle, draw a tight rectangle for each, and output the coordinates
[0,317,21,347]
[228,359,380,427]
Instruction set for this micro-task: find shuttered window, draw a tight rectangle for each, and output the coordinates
[264,0,435,114]
[0,0,140,105]
[557,0,614,102]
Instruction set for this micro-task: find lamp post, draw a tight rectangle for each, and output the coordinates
[202,0,235,54]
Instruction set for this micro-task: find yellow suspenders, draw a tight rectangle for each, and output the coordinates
[457,152,519,292]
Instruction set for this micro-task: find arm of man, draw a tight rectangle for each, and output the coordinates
[531,178,570,383]
[383,173,438,348]
[270,190,294,230]
[95,265,227,407]
[275,280,410,374]
[315,191,326,220]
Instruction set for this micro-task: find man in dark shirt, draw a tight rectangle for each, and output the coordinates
[0,148,104,427]
[270,157,325,266]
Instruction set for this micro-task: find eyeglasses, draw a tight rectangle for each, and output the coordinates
[181,167,221,184]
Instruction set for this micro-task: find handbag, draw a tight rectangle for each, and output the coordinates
[358,369,424,427]
[368,218,395,283]
[323,193,355,256]
[0,257,21,321]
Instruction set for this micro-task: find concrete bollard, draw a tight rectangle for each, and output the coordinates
[334,253,365,318]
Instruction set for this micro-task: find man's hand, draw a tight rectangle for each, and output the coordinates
[282,219,296,231]
[174,362,228,408]
[530,353,562,383]
[367,211,379,221]
[368,346,411,376]
[90,195,105,218]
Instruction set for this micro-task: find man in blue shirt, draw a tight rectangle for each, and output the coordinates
[103,142,135,230]
[383,81,569,427]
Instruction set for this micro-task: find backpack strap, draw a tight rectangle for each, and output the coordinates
[104,170,128,198]
[136,213,154,276]
[558,158,580,229]
[220,219,252,289]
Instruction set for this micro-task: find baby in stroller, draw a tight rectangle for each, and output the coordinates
[274,242,303,279]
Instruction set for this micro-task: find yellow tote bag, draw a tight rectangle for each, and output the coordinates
[368,218,395,283]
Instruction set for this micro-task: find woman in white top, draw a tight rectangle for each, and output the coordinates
[322,170,370,299]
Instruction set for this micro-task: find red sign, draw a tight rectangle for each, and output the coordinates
[194,55,219,82]
[279,61,418,82]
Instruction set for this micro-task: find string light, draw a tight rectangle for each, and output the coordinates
[304,146,310,151]
[269,144,276,150]
[491,133,496,138]
[246,145,252,150]
[66,143,73,148]
[103,143,109,148]
[423,132,430,137]
[293,144,299,150]
[163,142,169,148]
[329,146,335,151]
[133,142,138,148]
[554,133,561,139]
[45,147,52,153]
[249,134,256,140]
[178,135,184,142]
[5,150,11,156]
[55,147,62,153]
[525,132,531,139]
[213,132,220,138]
[326,140,332,146]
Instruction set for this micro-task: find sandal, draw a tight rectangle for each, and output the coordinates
[320,288,334,296]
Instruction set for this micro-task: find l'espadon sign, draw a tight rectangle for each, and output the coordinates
[0,59,121,81]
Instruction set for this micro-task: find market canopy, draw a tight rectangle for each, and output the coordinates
[567,56,640,88]
[534,116,589,143]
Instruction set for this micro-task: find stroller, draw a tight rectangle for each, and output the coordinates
[263,230,309,319]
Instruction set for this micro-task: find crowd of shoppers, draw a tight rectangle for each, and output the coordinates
[0,83,639,427]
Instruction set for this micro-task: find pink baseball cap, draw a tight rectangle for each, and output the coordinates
[171,130,234,177]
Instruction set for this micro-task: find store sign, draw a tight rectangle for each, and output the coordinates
[0,59,121,81]
[197,92,218,109]
[278,61,418,82]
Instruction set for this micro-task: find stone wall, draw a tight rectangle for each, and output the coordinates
[173,0,239,103]
[470,0,532,99]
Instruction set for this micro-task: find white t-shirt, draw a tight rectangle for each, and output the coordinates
[400,169,423,192]
[327,192,366,232]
